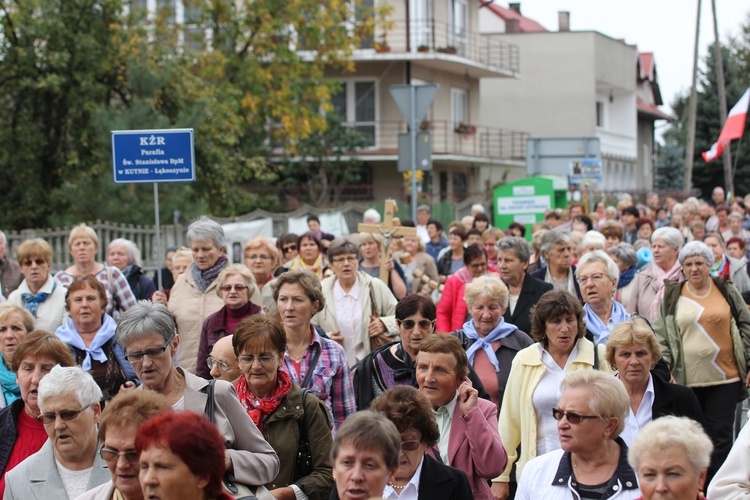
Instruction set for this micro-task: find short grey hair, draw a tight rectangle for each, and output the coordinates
[576,250,620,281]
[495,236,531,263]
[464,275,509,309]
[471,203,485,214]
[560,370,629,438]
[187,216,225,249]
[108,238,138,266]
[417,204,431,214]
[729,211,743,222]
[651,227,684,249]
[607,243,637,269]
[581,231,606,250]
[38,365,102,410]
[629,416,712,473]
[679,241,714,267]
[116,301,177,348]
[327,238,360,261]
[540,229,572,256]
[363,208,381,223]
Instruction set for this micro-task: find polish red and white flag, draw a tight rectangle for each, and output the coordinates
[702,88,750,162]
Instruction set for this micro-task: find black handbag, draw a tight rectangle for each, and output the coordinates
[294,389,314,480]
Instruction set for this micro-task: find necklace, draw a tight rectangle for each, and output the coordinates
[169,371,184,403]
[572,443,618,484]
[388,483,407,490]
[687,280,711,299]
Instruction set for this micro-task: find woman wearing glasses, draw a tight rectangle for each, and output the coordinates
[232,315,333,500]
[450,275,533,409]
[4,366,111,499]
[115,302,280,488]
[275,233,299,276]
[75,390,168,500]
[195,265,261,379]
[515,370,639,500]
[243,237,281,293]
[492,290,612,500]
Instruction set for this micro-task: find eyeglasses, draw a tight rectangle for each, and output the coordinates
[100,447,139,465]
[124,334,174,363]
[401,440,421,451]
[246,254,273,261]
[399,319,435,331]
[551,408,599,424]
[22,258,47,267]
[207,356,238,372]
[576,273,607,285]
[332,256,358,264]
[469,261,487,269]
[40,406,89,425]
[282,245,297,253]
[220,284,249,292]
[238,354,277,366]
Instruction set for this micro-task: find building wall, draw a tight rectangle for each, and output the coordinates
[637,119,655,190]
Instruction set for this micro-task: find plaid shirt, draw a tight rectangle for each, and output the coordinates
[55,266,137,316]
[284,329,356,430]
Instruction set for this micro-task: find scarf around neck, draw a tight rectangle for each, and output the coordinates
[21,281,56,318]
[291,255,324,279]
[584,301,631,344]
[617,268,636,289]
[462,318,517,372]
[0,357,20,405]
[650,259,683,319]
[235,368,292,434]
[191,254,228,292]
[55,314,117,370]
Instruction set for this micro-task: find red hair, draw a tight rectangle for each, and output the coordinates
[135,412,226,497]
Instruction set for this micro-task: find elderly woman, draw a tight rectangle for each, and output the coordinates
[393,234,439,296]
[330,411,400,500]
[288,232,327,279]
[244,237,280,292]
[601,221,626,249]
[496,236,553,336]
[580,230,606,256]
[482,228,504,269]
[652,240,750,483]
[492,290,612,500]
[370,386,473,499]
[136,411,235,500]
[576,250,631,345]
[313,239,399,367]
[115,301,280,486]
[530,229,582,301]
[54,223,136,316]
[0,331,75,492]
[358,232,408,300]
[630,417,712,500]
[55,275,138,402]
[451,275,533,408]
[515,370,639,499]
[703,232,750,293]
[7,238,68,332]
[0,304,34,407]
[273,270,356,430]
[195,264,261,379]
[607,243,638,306]
[150,246,193,305]
[75,390,168,500]
[437,244,496,333]
[207,335,241,382]
[416,335,507,499]
[169,216,230,374]
[232,315,333,500]
[106,238,156,301]
[4,366,110,499]
[627,227,685,322]
[605,319,704,446]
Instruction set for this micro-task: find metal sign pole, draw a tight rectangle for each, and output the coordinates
[154,183,163,291]
[410,85,418,222]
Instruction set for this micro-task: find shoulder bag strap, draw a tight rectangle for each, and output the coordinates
[300,342,321,389]
[369,284,379,317]
[203,379,216,424]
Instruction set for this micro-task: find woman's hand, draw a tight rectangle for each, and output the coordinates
[269,487,296,499]
[368,315,387,337]
[745,370,750,387]
[330,330,345,346]
[225,450,232,471]
[119,381,137,393]
[457,378,478,415]
[151,290,168,305]
[491,482,509,500]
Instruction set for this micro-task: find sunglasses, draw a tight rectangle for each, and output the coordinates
[399,319,435,331]
[283,245,297,252]
[22,258,47,267]
[220,284,249,292]
[551,408,599,424]
[40,406,89,425]
[401,440,421,451]
[100,447,139,465]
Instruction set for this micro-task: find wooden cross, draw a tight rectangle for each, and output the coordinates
[358,199,417,282]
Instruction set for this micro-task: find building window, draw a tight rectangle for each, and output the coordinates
[449,0,468,54]
[410,0,433,50]
[452,172,467,201]
[451,88,468,130]
[331,80,378,148]
[596,101,604,128]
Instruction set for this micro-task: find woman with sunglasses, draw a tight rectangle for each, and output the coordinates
[515,370,639,500]
[195,264,261,379]
[276,233,299,276]
[450,275,532,409]
[115,302,280,488]
[75,390,168,500]
[492,290,612,500]
[232,315,334,500]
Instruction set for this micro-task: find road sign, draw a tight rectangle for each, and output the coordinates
[111,129,195,184]
[569,158,603,184]
[397,132,432,172]
[389,84,440,126]
[526,137,601,176]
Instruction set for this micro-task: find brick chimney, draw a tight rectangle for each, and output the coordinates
[558,11,570,32]
[509,3,521,14]
[506,18,520,33]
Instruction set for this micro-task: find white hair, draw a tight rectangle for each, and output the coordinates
[629,416,712,473]
[108,238,139,266]
[471,204,485,214]
[581,231,606,250]
[38,365,102,410]
[576,249,620,281]
[363,208,381,224]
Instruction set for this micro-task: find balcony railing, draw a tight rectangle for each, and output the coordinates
[348,120,527,161]
[366,18,520,74]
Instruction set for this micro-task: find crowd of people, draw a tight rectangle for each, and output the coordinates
[1,190,750,499]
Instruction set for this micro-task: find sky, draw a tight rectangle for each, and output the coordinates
[514,0,749,120]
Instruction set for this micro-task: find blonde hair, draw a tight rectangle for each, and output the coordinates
[605,317,662,370]
[215,264,257,298]
[464,275,509,309]
[560,370,629,438]
[243,237,280,268]
[68,223,99,250]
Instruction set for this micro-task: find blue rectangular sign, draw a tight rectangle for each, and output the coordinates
[111,129,196,184]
